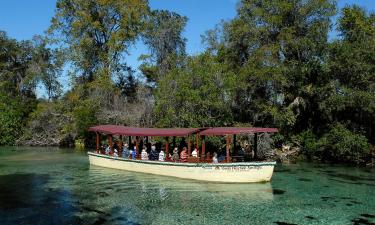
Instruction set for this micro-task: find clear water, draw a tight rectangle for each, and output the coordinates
[0,147,374,225]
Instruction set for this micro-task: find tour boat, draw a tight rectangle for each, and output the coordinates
[88,125,278,183]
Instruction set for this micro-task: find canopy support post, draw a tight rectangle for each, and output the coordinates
[226,135,231,163]
[119,135,123,155]
[136,136,139,159]
[188,135,191,156]
[96,132,100,153]
[233,134,237,156]
[108,134,113,154]
[254,133,258,159]
[165,137,169,159]
[196,134,199,157]
[201,135,206,160]
[128,136,131,148]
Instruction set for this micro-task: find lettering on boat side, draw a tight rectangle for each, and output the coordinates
[202,166,262,171]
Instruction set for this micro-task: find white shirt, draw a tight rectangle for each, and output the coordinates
[192,149,198,157]
[141,149,148,160]
[159,151,165,161]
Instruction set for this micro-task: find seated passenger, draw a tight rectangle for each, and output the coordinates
[180,147,188,162]
[141,148,148,160]
[113,149,119,157]
[129,148,133,159]
[212,152,218,164]
[149,145,158,161]
[105,145,111,155]
[132,147,137,160]
[218,155,226,162]
[122,143,130,158]
[192,148,198,157]
[172,147,179,162]
[158,150,165,161]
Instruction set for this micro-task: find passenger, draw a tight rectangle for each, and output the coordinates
[158,150,165,161]
[113,149,119,157]
[149,145,158,161]
[141,148,148,160]
[105,145,111,155]
[212,152,218,164]
[192,148,198,157]
[172,147,179,162]
[122,143,129,158]
[180,147,188,162]
[113,142,119,152]
[218,153,226,162]
[129,148,133,159]
[132,147,137,160]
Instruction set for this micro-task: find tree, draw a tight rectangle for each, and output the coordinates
[115,65,138,102]
[32,36,63,100]
[322,5,375,143]
[49,0,149,83]
[206,0,336,134]
[154,53,233,127]
[0,31,63,145]
[140,10,187,84]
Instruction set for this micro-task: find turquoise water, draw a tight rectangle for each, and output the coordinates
[0,147,374,225]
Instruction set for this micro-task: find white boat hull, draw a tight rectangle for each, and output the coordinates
[88,152,275,183]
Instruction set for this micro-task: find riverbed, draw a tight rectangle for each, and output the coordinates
[0,147,374,225]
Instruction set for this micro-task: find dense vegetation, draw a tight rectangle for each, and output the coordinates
[0,0,374,164]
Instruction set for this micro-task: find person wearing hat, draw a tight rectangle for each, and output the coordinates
[172,147,179,162]
[141,147,148,160]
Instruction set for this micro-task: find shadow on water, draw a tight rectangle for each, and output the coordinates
[274,222,298,225]
[0,173,82,225]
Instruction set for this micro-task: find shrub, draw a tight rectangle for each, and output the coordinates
[298,130,322,159]
[320,123,370,164]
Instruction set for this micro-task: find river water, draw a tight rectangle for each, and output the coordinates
[0,147,374,225]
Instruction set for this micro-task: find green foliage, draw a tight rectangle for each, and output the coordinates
[154,53,234,127]
[0,31,53,145]
[0,93,37,145]
[298,124,370,164]
[141,9,188,83]
[49,0,149,82]
[323,5,375,143]
[72,99,98,139]
[320,124,370,164]
[211,0,336,135]
[297,130,321,159]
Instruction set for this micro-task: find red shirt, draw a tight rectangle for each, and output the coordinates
[180,150,188,162]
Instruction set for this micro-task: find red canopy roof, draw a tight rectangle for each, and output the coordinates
[88,125,201,137]
[199,127,278,136]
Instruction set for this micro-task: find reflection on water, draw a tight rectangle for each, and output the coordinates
[0,147,374,225]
